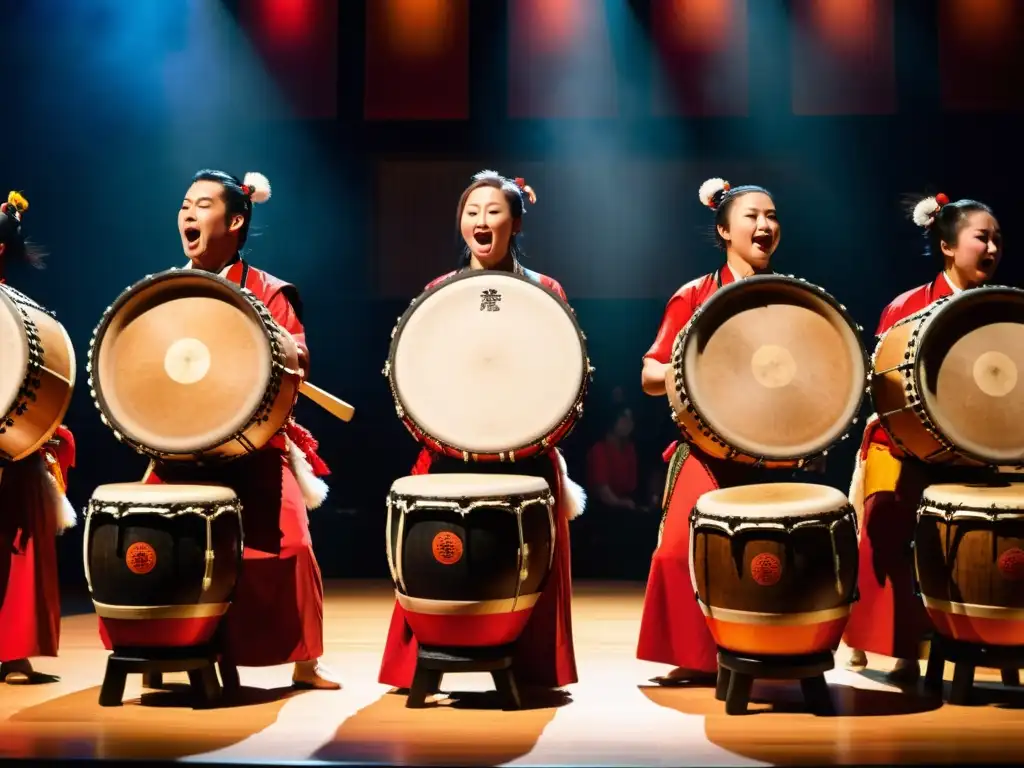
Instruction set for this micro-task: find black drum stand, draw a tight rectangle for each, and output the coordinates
[715,649,835,716]
[407,643,521,710]
[99,644,238,708]
[923,633,1023,705]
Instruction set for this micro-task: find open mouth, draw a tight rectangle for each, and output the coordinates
[980,256,996,270]
[184,227,201,246]
[752,234,774,251]
[474,231,493,246]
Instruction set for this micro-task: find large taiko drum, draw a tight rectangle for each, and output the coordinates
[0,283,76,462]
[85,482,243,649]
[666,275,866,469]
[915,483,1024,646]
[384,271,591,462]
[871,285,1024,467]
[690,483,859,656]
[387,473,555,648]
[88,269,301,462]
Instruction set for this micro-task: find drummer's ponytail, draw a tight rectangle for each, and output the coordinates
[192,169,272,251]
[0,190,46,270]
[907,192,993,267]
[698,177,773,250]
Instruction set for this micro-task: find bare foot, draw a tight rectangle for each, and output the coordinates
[652,667,717,686]
[846,649,867,670]
[1,659,59,685]
[292,660,341,690]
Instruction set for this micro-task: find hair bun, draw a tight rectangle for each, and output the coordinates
[912,194,946,228]
[698,178,730,210]
[242,172,271,204]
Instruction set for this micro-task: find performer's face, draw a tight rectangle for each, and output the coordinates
[460,186,519,268]
[943,210,1002,287]
[718,191,780,269]
[179,180,244,270]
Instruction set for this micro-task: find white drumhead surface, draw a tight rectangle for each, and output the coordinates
[390,473,550,499]
[922,483,1024,510]
[91,482,238,504]
[0,288,29,414]
[391,273,585,454]
[696,482,849,519]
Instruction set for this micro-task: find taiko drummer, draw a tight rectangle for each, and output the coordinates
[378,170,585,692]
[0,189,76,685]
[117,169,339,690]
[637,177,814,685]
[845,193,1002,683]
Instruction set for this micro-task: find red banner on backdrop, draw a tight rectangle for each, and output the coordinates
[939,0,1024,112]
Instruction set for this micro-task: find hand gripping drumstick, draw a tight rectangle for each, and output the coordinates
[299,380,355,422]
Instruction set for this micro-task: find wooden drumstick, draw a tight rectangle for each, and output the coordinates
[299,380,355,422]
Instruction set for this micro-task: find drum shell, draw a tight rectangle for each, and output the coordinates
[386,489,555,648]
[915,504,1024,645]
[689,506,859,655]
[86,503,243,648]
[0,292,76,462]
[89,270,301,462]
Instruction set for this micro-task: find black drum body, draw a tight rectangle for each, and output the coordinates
[386,474,555,648]
[85,483,243,649]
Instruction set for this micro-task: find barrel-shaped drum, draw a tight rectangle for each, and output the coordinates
[690,482,859,655]
[666,275,866,468]
[85,483,243,648]
[915,483,1024,645]
[387,473,555,648]
[872,285,1024,467]
[0,283,76,462]
[89,268,301,462]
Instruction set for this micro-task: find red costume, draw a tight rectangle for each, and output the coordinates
[378,266,582,689]
[98,259,330,667]
[637,265,804,673]
[843,273,958,659]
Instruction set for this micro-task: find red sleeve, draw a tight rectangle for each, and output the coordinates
[541,276,568,302]
[644,290,696,363]
[586,443,610,488]
[266,289,309,378]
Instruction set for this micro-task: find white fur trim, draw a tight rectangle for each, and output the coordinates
[848,413,879,537]
[555,448,586,521]
[698,177,729,208]
[39,459,77,533]
[243,172,272,204]
[285,435,328,510]
[912,196,939,227]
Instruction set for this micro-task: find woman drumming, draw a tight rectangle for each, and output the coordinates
[637,177,800,684]
[845,193,1002,682]
[0,190,76,684]
[378,169,586,691]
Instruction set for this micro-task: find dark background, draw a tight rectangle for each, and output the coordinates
[1,0,1021,586]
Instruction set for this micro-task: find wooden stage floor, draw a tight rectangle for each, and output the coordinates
[2,580,1023,766]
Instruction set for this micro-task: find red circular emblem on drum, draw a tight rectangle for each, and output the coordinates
[125,542,157,575]
[750,553,782,586]
[998,548,1024,581]
[432,532,463,566]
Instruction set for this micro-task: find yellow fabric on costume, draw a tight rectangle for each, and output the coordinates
[42,450,66,495]
[863,443,903,499]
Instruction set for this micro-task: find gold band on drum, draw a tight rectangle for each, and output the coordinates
[697,601,851,626]
[921,596,1024,622]
[396,592,541,616]
[92,601,229,620]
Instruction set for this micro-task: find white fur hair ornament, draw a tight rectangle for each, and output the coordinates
[241,172,272,204]
[556,448,587,521]
[912,192,949,228]
[698,177,731,210]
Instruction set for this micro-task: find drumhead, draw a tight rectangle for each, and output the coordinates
[0,287,28,415]
[677,275,865,459]
[91,482,239,505]
[389,271,587,455]
[695,482,849,519]
[92,270,273,454]
[390,473,550,499]
[918,287,1024,464]
[922,482,1024,510]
